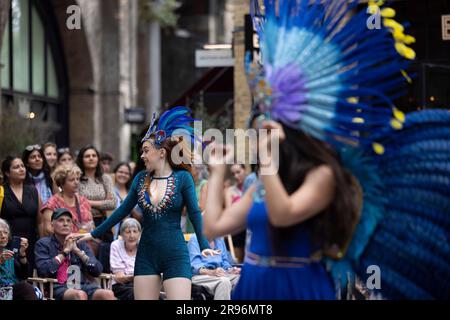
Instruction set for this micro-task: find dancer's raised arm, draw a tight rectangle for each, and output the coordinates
[203,144,255,239]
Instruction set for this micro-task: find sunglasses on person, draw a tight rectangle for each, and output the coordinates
[58,147,70,154]
[25,144,41,151]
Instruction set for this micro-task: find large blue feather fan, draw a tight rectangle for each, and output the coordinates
[248,0,415,152]
[328,110,450,299]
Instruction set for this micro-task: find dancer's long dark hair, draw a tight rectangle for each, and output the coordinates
[270,124,358,258]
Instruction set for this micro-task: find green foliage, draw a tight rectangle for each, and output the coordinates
[139,0,181,29]
[193,91,233,134]
[0,109,60,159]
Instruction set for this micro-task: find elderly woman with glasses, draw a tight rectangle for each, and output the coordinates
[0,218,37,300]
[109,218,142,300]
[1,156,41,271]
[22,144,55,205]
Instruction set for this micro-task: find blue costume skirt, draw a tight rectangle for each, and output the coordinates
[232,262,335,300]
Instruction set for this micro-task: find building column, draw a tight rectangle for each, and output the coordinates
[233,0,251,163]
[233,0,251,130]
[118,0,138,161]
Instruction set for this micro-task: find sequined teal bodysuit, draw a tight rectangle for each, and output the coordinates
[91,169,209,280]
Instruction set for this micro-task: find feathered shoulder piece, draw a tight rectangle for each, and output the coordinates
[141,106,200,147]
[247,0,415,153]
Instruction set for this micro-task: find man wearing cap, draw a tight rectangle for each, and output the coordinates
[34,208,116,300]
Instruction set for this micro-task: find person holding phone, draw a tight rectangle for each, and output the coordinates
[0,218,37,300]
[9,236,21,255]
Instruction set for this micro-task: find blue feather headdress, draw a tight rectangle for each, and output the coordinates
[141,106,200,147]
[247,0,416,154]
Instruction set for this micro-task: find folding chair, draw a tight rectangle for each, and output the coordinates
[27,269,57,300]
[98,273,113,290]
[226,235,241,265]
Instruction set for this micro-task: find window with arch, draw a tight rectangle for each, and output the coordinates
[1,0,67,144]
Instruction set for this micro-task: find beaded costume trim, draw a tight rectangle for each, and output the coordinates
[137,172,176,219]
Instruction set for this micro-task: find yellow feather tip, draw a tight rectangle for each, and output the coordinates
[347,97,359,104]
[400,70,413,84]
[395,42,416,60]
[404,35,416,44]
[367,5,378,15]
[373,143,385,155]
[384,19,405,33]
[381,8,396,18]
[393,107,405,123]
[403,46,416,60]
[393,30,406,41]
[390,119,403,130]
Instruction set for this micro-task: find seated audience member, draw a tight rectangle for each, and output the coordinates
[0,219,37,300]
[34,208,115,300]
[188,234,240,300]
[109,218,141,300]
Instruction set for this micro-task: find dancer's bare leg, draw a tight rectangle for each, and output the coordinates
[163,277,191,300]
[134,275,162,300]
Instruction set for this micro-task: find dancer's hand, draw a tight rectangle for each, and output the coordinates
[201,248,221,257]
[258,120,285,156]
[258,120,284,175]
[205,143,234,174]
[71,233,93,243]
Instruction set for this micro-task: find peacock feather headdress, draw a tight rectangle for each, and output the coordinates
[247,0,416,154]
[141,106,200,147]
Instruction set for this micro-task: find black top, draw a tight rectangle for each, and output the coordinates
[1,184,39,272]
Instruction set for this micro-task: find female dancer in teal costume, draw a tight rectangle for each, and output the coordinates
[77,107,218,300]
[204,0,450,300]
